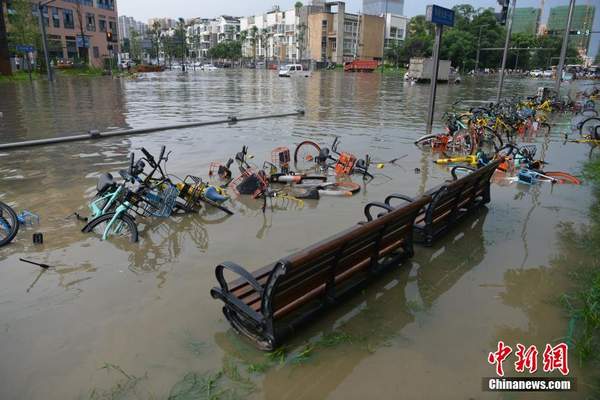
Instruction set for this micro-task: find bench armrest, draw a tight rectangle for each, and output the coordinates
[214,261,264,295]
[210,286,264,324]
[364,202,394,221]
[451,165,476,180]
[384,193,415,206]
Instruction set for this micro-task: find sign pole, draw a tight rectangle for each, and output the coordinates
[554,0,576,93]
[426,24,442,135]
[496,0,516,103]
[425,5,454,135]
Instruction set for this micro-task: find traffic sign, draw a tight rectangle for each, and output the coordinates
[426,5,455,27]
[15,44,34,53]
[76,35,90,48]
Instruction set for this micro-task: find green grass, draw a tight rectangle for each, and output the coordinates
[55,66,106,77]
[0,71,40,83]
[560,155,600,366]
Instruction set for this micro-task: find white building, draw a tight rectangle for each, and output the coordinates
[383,13,408,46]
[240,6,299,61]
[186,16,240,59]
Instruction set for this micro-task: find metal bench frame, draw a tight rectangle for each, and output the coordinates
[211,196,430,350]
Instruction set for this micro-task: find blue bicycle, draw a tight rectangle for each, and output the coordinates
[0,201,19,247]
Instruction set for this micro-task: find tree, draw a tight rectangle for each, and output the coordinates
[176,17,186,68]
[0,0,12,75]
[7,0,40,73]
[250,25,258,61]
[149,20,161,65]
[129,28,142,62]
[207,40,241,61]
[260,28,269,59]
[239,29,247,59]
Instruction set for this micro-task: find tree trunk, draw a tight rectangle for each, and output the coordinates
[0,0,12,76]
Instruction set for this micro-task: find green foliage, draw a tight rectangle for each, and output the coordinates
[395,4,582,71]
[6,0,40,56]
[207,41,242,61]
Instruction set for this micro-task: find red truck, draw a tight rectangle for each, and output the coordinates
[343,60,379,72]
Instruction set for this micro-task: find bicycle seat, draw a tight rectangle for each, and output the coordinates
[96,173,115,193]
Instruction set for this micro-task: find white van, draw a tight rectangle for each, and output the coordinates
[279,64,309,77]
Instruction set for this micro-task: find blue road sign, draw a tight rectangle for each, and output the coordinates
[76,35,90,49]
[426,5,455,27]
[15,45,34,53]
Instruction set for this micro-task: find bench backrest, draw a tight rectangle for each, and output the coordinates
[261,197,429,320]
[425,159,500,226]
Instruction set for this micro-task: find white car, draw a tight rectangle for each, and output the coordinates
[200,64,218,71]
[530,70,543,78]
[279,64,309,77]
[543,70,553,78]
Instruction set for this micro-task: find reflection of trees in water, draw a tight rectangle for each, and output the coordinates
[212,209,490,400]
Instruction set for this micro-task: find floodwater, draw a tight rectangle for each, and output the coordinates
[0,70,598,399]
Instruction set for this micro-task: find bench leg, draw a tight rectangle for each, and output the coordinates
[222,306,276,351]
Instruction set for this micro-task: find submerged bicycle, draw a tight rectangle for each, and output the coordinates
[0,201,19,247]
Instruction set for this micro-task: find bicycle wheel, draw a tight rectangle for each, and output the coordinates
[0,201,19,247]
[82,212,139,243]
[477,127,503,158]
[294,141,321,170]
[579,117,600,139]
[542,171,581,185]
[447,130,474,156]
[414,134,442,149]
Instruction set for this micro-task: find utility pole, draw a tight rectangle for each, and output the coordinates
[554,0,575,93]
[38,1,54,81]
[381,0,388,73]
[496,0,516,103]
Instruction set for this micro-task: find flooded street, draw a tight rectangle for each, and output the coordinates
[0,70,597,399]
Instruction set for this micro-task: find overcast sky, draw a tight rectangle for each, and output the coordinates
[118,0,582,22]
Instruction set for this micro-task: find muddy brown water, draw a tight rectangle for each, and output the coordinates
[0,70,597,399]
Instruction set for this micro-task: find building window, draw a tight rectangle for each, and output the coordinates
[93,46,99,58]
[331,38,336,51]
[63,9,74,29]
[99,19,106,32]
[96,0,114,10]
[86,13,95,31]
[65,36,77,59]
[52,7,60,28]
[108,21,116,35]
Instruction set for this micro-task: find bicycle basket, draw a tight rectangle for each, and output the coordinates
[141,183,180,218]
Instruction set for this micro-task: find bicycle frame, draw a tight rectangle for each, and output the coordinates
[89,185,124,220]
[102,201,133,241]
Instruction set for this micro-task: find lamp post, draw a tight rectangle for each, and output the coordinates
[474,24,489,74]
[496,0,517,103]
[37,0,56,81]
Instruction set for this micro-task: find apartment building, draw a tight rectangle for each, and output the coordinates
[307,1,384,64]
[187,16,239,58]
[240,6,299,61]
[118,15,147,40]
[23,0,119,67]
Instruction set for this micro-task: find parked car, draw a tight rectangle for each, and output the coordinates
[543,70,553,78]
[530,70,543,78]
[200,64,218,71]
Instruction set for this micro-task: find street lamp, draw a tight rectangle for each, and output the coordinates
[474,24,489,74]
[37,0,56,81]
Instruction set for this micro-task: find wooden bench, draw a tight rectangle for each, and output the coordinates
[365,159,501,246]
[210,196,430,350]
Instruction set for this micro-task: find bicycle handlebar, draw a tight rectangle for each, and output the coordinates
[159,145,166,162]
[141,147,156,167]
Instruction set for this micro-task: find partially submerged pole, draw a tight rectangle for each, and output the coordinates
[496,0,517,103]
[554,0,576,93]
[0,110,305,151]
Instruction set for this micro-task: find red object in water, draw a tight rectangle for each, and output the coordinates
[344,60,379,72]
